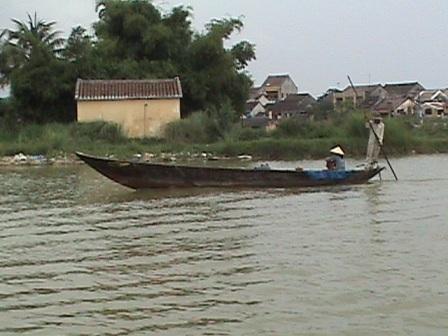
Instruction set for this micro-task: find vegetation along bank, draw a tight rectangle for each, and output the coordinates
[1,111,447,164]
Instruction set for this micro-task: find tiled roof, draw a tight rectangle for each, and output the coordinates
[75,78,183,101]
[417,90,438,102]
[246,101,259,111]
[262,74,293,88]
[372,96,409,112]
[417,90,448,102]
[269,93,316,114]
[382,82,422,96]
[343,84,382,94]
[249,87,262,100]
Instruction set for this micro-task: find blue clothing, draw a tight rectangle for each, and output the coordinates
[305,170,351,181]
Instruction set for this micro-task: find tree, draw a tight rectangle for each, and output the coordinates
[93,1,255,116]
[183,18,255,116]
[0,1,257,124]
[0,13,64,81]
[0,13,71,123]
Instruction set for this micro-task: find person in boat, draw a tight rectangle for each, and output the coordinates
[326,145,346,171]
[366,117,385,168]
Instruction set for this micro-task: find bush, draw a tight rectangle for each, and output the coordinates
[417,119,448,137]
[165,111,230,144]
[225,125,266,141]
[210,138,333,160]
[0,99,19,138]
[343,113,368,138]
[384,118,415,153]
[70,121,126,143]
[273,118,342,139]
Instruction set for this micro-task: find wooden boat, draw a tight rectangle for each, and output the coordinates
[76,152,384,190]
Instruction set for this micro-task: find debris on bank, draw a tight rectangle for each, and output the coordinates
[0,153,82,166]
[0,151,255,167]
[133,152,253,163]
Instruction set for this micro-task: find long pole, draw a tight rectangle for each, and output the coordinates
[347,75,399,181]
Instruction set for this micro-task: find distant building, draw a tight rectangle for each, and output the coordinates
[373,96,417,117]
[318,88,342,105]
[244,74,300,126]
[249,87,262,100]
[417,89,448,104]
[75,78,182,138]
[245,92,272,117]
[267,93,317,120]
[326,81,426,117]
[416,89,448,118]
[245,100,266,117]
[333,84,386,108]
[382,82,424,97]
[420,102,446,117]
[259,74,298,101]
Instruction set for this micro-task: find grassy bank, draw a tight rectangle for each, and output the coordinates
[0,114,447,161]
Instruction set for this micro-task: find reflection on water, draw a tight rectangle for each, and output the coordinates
[0,155,447,335]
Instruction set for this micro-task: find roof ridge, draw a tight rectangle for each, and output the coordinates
[75,78,183,101]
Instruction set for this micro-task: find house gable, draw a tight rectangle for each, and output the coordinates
[382,82,424,97]
[260,74,298,100]
[76,78,182,138]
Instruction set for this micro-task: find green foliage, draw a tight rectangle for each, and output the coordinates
[225,125,266,141]
[210,138,348,160]
[164,102,240,143]
[343,113,368,138]
[416,119,448,137]
[1,118,448,159]
[1,13,76,123]
[273,118,342,139]
[1,2,255,124]
[164,112,220,144]
[383,118,415,153]
[93,1,254,116]
[70,121,126,144]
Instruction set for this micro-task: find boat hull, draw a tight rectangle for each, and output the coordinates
[76,152,384,190]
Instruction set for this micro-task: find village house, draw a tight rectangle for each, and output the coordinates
[416,89,448,117]
[266,93,317,120]
[251,74,298,101]
[373,96,417,117]
[327,81,426,117]
[245,92,272,117]
[243,74,301,129]
[245,100,266,117]
[383,82,424,98]
[245,74,300,122]
[371,82,425,117]
[318,88,342,106]
[75,78,182,138]
[333,84,387,108]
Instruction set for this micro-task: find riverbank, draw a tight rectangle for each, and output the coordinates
[0,117,447,165]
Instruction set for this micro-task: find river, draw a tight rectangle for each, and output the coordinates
[0,155,447,335]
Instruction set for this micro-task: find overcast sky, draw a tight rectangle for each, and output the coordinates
[1,0,447,97]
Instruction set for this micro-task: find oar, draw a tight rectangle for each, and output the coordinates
[347,75,399,181]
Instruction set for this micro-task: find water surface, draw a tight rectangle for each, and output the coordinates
[0,155,447,335]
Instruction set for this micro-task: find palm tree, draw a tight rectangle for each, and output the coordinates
[0,12,64,79]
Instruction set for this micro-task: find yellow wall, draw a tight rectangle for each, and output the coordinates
[77,99,180,138]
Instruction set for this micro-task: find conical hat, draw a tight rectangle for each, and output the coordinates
[330,146,344,156]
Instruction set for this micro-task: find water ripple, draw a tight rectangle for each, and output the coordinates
[1,156,448,335]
